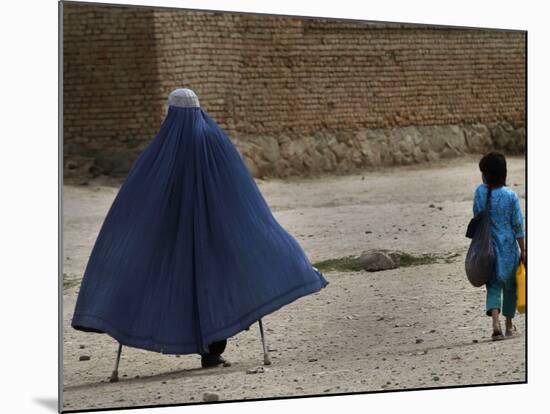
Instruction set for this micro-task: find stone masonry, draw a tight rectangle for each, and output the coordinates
[63,3,526,179]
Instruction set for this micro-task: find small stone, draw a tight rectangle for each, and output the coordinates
[79,345,85,349]
[437,207,443,211]
[429,204,436,208]
[246,366,266,374]
[415,339,424,344]
[308,358,318,362]
[203,392,220,402]
[79,355,90,361]
[365,230,372,234]
[433,376,440,381]
[473,339,479,343]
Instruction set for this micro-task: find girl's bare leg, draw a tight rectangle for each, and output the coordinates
[505,318,516,336]
[491,309,504,339]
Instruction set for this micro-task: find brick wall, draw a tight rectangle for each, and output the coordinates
[63,3,526,178]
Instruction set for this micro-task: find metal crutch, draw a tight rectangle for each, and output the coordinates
[109,343,123,382]
[258,319,271,365]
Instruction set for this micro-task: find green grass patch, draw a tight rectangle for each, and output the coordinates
[313,251,460,273]
[397,252,440,267]
[313,255,364,273]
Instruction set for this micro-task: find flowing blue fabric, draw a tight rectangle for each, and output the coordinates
[71,106,328,354]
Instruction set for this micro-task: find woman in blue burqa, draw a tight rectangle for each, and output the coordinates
[72,88,328,370]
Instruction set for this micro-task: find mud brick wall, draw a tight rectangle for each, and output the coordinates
[63,4,163,175]
[62,3,526,179]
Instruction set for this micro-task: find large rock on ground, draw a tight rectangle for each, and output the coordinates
[359,250,400,272]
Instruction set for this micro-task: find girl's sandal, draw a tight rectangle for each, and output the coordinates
[492,330,504,341]
[505,325,517,337]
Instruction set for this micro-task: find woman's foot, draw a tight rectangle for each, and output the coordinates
[201,354,226,368]
[201,339,228,368]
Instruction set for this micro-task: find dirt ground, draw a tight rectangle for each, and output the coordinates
[62,155,526,411]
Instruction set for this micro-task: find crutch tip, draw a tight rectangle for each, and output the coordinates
[109,371,119,383]
[263,355,272,366]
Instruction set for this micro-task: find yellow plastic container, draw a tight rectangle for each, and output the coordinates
[516,262,526,314]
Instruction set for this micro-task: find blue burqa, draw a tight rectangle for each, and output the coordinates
[71,88,328,355]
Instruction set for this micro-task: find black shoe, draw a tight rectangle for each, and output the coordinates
[201,354,226,368]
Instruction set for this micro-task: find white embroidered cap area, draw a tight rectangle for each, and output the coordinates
[167,88,200,108]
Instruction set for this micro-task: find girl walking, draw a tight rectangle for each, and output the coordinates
[473,152,525,340]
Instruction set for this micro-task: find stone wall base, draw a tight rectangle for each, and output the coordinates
[236,121,525,178]
[63,121,525,181]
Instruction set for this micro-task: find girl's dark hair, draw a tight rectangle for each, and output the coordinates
[479,152,507,187]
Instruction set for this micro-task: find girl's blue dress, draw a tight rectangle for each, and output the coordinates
[473,184,524,290]
[71,102,328,355]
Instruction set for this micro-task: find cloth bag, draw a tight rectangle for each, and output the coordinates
[465,188,495,287]
[516,261,526,314]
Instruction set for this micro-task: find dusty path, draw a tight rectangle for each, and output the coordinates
[62,156,526,411]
